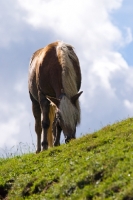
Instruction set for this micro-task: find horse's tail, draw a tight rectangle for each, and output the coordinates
[47,102,56,147]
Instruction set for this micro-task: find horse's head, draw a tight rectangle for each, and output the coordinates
[47,91,83,143]
[53,108,76,144]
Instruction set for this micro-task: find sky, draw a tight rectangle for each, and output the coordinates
[0,0,133,154]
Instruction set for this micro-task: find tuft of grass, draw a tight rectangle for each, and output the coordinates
[0,142,36,158]
[0,118,133,199]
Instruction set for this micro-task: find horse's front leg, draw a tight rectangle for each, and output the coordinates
[54,125,62,146]
[39,92,50,150]
[52,119,62,146]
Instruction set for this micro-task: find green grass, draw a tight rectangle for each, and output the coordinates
[0,118,133,199]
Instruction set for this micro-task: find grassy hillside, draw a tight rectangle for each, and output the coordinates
[0,118,133,200]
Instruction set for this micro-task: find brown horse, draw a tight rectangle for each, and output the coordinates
[28,41,82,153]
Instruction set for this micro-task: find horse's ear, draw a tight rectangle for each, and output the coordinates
[46,96,60,107]
[71,91,83,105]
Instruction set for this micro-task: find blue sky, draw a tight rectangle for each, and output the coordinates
[0,0,133,153]
[111,0,133,66]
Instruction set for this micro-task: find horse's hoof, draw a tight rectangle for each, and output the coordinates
[36,149,41,154]
[54,142,60,146]
[42,141,48,150]
[42,146,48,150]
[65,137,75,144]
[65,138,70,143]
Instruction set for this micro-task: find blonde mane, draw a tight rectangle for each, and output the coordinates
[56,41,81,130]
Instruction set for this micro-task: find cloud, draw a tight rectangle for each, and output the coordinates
[124,27,133,44]
[0,119,19,147]
[0,1,24,47]
[0,101,30,147]
[124,100,133,112]
[17,0,123,47]
[17,0,132,64]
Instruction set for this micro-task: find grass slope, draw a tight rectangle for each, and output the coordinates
[0,118,133,200]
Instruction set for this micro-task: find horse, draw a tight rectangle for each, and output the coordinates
[28,41,82,153]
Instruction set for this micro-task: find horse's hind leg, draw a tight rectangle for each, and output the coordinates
[38,91,50,150]
[30,93,42,153]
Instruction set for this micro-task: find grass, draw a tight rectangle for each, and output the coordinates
[0,142,36,158]
[0,118,133,199]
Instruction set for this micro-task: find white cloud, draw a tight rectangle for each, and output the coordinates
[14,77,27,94]
[17,0,123,48]
[124,27,133,44]
[0,119,19,147]
[0,100,30,148]
[0,1,25,47]
[124,100,133,111]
